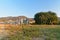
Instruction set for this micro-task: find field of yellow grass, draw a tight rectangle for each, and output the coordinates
[0,24,60,40]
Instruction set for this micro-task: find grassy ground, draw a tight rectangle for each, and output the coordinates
[1,25,60,40]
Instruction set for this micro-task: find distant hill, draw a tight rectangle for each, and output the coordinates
[0,16,35,24]
[0,16,26,21]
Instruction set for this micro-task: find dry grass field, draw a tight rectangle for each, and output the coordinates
[0,24,60,40]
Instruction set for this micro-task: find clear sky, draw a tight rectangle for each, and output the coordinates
[0,0,60,18]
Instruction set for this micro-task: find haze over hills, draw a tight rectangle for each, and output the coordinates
[0,16,35,23]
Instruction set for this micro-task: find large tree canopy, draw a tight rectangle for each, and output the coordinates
[34,11,58,25]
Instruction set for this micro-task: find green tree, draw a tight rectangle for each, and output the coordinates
[34,11,58,25]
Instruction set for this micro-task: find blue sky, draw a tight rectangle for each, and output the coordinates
[0,0,60,18]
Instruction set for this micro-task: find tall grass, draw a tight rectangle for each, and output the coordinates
[1,25,60,40]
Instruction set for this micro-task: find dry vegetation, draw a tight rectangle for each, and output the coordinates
[0,24,60,40]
